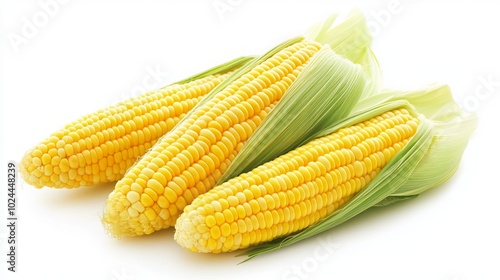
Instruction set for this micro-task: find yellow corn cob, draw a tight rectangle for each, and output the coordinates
[103,41,323,237]
[19,73,230,188]
[174,108,419,253]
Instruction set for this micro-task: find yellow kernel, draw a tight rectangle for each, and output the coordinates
[98,157,107,170]
[41,154,51,165]
[236,205,246,218]
[250,185,262,197]
[210,226,221,239]
[157,195,169,208]
[383,149,393,163]
[407,120,419,132]
[168,204,178,216]
[175,196,187,210]
[168,179,184,195]
[126,191,140,204]
[223,209,234,223]
[208,120,223,132]
[164,187,178,203]
[144,208,157,221]
[130,182,143,194]
[221,223,231,237]
[351,146,363,161]
[205,216,216,227]
[353,161,365,177]
[196,224,209,234]
[264,211,273,227]
[200,128,217,145]
[127,207,139,217]
[386,129,399,143]
[249,200,260,214]
[298,166,312,182]
[59,172,69,183]
[141,167,155,178]
[211,200,222,212]
[227,196,239,207]
[50,155,61,166]
[364,157,373,174]
[257,197,268,212]
[63,143,74,157]
[131,201,145,212]
[256,212,266,229]
[43,164,53,176]
[141,193,154,207]
[211,145,225,163]
[237,220,247,233]
[147,179,164,195]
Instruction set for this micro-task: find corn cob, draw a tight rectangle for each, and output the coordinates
[103,11,376,237]
[19,57,251,189]
[174,108,418,253]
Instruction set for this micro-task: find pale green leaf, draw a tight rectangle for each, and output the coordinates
[172,56,255,85]
[305,8,382,97]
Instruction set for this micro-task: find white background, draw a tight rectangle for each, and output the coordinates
[1,1,499,279]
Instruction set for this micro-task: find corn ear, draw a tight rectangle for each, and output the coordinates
[239,83,476,260]
[19,56,252,188]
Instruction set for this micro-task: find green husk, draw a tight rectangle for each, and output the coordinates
[241,84,477,261]
[172,56,255,85]
[349,84,478,199]
[376,85,478,198]
[305,8,382,97]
